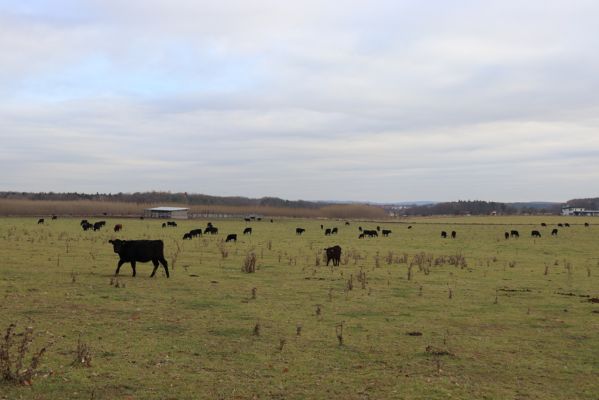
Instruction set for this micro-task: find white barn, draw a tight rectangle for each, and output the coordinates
[144,206,189,219]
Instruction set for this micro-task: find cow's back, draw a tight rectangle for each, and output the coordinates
[122,240,165,262]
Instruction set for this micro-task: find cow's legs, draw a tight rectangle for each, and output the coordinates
[130,261,136,277]
[150,259,159,277]
[115,260,126,276]
[160,257,170,278]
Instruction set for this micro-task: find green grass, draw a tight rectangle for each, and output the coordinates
[0,216,598,399]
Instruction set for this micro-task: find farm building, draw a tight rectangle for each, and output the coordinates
[144,206,189,219]
[561,207,599,216]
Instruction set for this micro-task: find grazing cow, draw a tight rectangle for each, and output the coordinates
[541,223,547,227]
[564,223,570,227]
[225,234,237,242]
[364,230,378,237]
[167,221,177,227]
[451,231,457,239]
[345,221,350,226]
[114,224,123,232]
[52,215,57,220]
[243,227,252,235]
[108,239,169,278]
[441,231,447,238]
[189,229,202,238]
[296,228,305,235]
[358,233,364,239]
[382,229,392,237]
[504,232,510,240]
[324,245,342,266]
[551,229,558,236]
[162,222,167,228]
[81,222,93,231]
[37,218,44,224]
[204,226,218,235]
[183,233,192,240]
[510,230,519,238]
[531,230,541,238]
[585,222,590,227]
[331,227,338,235]
[325,228,332,236]
[558,223,563,227]
[408,226,412,229]
[93,221,105,231]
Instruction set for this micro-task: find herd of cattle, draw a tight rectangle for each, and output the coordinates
[33,216,591,278]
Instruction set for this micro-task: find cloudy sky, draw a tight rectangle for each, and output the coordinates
[1,0,599,202]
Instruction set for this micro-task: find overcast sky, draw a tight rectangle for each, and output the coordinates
[1,0,599,202]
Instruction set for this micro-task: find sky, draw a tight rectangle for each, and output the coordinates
[1,0,599,203]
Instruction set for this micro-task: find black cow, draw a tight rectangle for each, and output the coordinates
[364,230,378,237]
[244,218,251,222]
[114,224,123,232]
[189,229,202,238]
[81,222,93,231]
[451,231,457,239]
[183,233,192,240]
[376,226,381,231]
[358,226,363,232]
[225,234,237,242]
[345,221,350,226]
[541,223,547,227]
[52,215,57,220]
[108,239,169,278]
[204,226,218,235]
[296,228,305,235]
[558,223,563,227]
[531,230,541,238]
[80,219,89,226]
[207,222,213,228]
[551,229,558,236]
[325,245,341,266]
[162,223,167,228]
[585,222,590,227]
[358,233,364,239]
[510,230,519,238]
[441,231,447,238]
[270,219,274,223]
[93,221,105,231]
[564,223,570,227]
[407,226,412,229]
[243,227,252,235]
[167,221,177,227]
[320,224,324,230]
[504,232,509,240]
[382,229,392,237]
[37,218,44,224]
[257,218,262,221]
[325,228,332,236]
[331,227,338,235]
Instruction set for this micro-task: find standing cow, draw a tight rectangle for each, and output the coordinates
[325,245,342,266]
[108,239,169,278]
[114,224,123,232]
[243,227,252,235]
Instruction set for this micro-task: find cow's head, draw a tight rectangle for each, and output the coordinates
[108,239,124,253]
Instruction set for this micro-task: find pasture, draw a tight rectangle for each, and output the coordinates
[0,216,598,399]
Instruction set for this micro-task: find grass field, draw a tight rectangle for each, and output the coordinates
[1,216,598,399]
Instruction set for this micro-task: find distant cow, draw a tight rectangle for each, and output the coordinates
[325,228,332,236]
[188,229,202,238]
[585,222,590,227]
[558,223,563,227]
[52,215,57,220]
[108,239,169,278]
[510,230,519,238]
[382,229,392,237]
[504,232,510,240]
[37,218,44,224]
[551,229,558,236]
[296,228,305,235]
[270,219,274,223]
[114,224,123,232]
[376,226,381,231]
[81,222,93,231]
[183,233,192,240]
[345,221,350,226]
[358,226,363,232]
[407,226,412,229]
[225,234,237,242]
[162,223,167,228]
[204,226,218,235]
[358,233,364,239]
[244,218,251,222]
[320,224,324,230]
[93,221,105,231]
[331,227,338,234]
[80,219,89,226]
[541,222,547,227]
[441,231,447,238]
[531,230,541,238]
[451,231,457,239]
[564,223,570,227]
[325,245,341,266]
[167,221,177,227]
[243,227,252,235]
[364,230,378,237]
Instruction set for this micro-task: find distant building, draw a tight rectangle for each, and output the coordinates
[561,207,599,216]
[144,206,189,219]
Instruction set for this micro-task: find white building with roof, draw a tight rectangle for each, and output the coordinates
[144,206,189,219]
